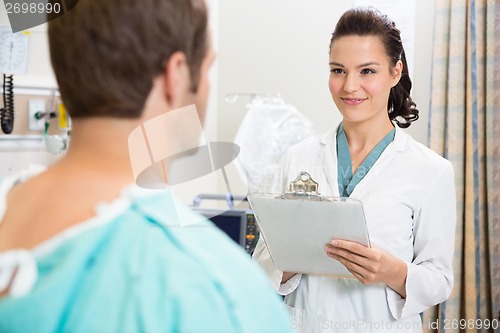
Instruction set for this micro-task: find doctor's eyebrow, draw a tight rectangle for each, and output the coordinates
[328,61,381,68]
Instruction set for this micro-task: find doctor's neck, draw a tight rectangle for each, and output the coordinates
[341,117,394,148]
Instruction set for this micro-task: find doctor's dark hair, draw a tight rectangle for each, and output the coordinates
[329,7,419,128]
[47,0,208,119]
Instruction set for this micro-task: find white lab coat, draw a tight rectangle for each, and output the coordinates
[253,125,456,333]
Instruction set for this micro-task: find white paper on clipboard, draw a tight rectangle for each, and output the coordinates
[247,193,371,278]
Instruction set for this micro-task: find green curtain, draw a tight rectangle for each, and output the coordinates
[425,0,500,331]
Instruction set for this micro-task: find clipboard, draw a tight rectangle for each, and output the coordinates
[247,172,370,277]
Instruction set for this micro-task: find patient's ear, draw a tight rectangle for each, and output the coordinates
[162,52,190,107]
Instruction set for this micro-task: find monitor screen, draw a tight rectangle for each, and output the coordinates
[209,213,242,245]
[192,208,258,254]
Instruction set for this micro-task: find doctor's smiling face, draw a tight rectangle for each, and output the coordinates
[328,34,402,126]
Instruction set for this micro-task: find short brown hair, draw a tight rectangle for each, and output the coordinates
[48,0,208,118]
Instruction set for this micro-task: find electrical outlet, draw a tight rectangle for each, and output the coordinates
[28,99,46,131]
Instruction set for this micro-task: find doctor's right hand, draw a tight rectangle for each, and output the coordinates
[324,239,408,298]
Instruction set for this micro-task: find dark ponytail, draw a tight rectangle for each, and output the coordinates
[329,7,419,128]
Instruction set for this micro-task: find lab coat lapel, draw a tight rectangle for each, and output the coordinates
[348,126,409,198]
[317,129,340,197]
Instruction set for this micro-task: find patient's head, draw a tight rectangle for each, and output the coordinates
[48,0,209,119]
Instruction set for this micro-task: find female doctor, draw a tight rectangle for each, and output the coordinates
[253,7,457,333]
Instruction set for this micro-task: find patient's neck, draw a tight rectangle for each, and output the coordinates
[55,117,140,183]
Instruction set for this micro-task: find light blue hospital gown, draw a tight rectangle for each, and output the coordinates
[0,170,292,333]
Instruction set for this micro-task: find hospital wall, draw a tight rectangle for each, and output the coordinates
[0,0,436,204]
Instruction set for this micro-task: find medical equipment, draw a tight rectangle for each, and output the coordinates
[0,28,29,74]
[0,74,14,134]
[37,89,69,155]
[0,28,29,134]
[191,194,259,255]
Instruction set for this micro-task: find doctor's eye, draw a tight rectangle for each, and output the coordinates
[360,68,376,75]
[330,68,345,74]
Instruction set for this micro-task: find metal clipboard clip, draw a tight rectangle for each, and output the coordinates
[279,171,325,201]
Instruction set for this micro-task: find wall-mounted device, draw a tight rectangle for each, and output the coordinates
[0,27,29,134]
[29,90,70,155]
[0,27,28,75]
[191,194,260,255]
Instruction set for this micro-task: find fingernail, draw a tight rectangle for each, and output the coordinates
[331,240,338,246]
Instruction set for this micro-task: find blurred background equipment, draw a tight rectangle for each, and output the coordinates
[230,93,315,193]
[191,193,259,255]
[0,27,29,134]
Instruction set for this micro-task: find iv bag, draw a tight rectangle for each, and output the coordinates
[234,98,314,193]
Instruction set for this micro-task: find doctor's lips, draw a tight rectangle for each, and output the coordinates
[341,97,367,106]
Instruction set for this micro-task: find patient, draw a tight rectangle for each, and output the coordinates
[0,0,291,332]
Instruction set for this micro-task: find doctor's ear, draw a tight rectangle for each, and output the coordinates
[391,60,403,86]
[161,51,190,107]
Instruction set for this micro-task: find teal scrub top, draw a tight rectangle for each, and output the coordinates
[0,191,292,333]
[337,124,395,197]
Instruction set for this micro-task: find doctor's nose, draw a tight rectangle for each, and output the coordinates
[343,74,360,93]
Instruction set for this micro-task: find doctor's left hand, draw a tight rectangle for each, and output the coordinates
[324,239,408,298]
